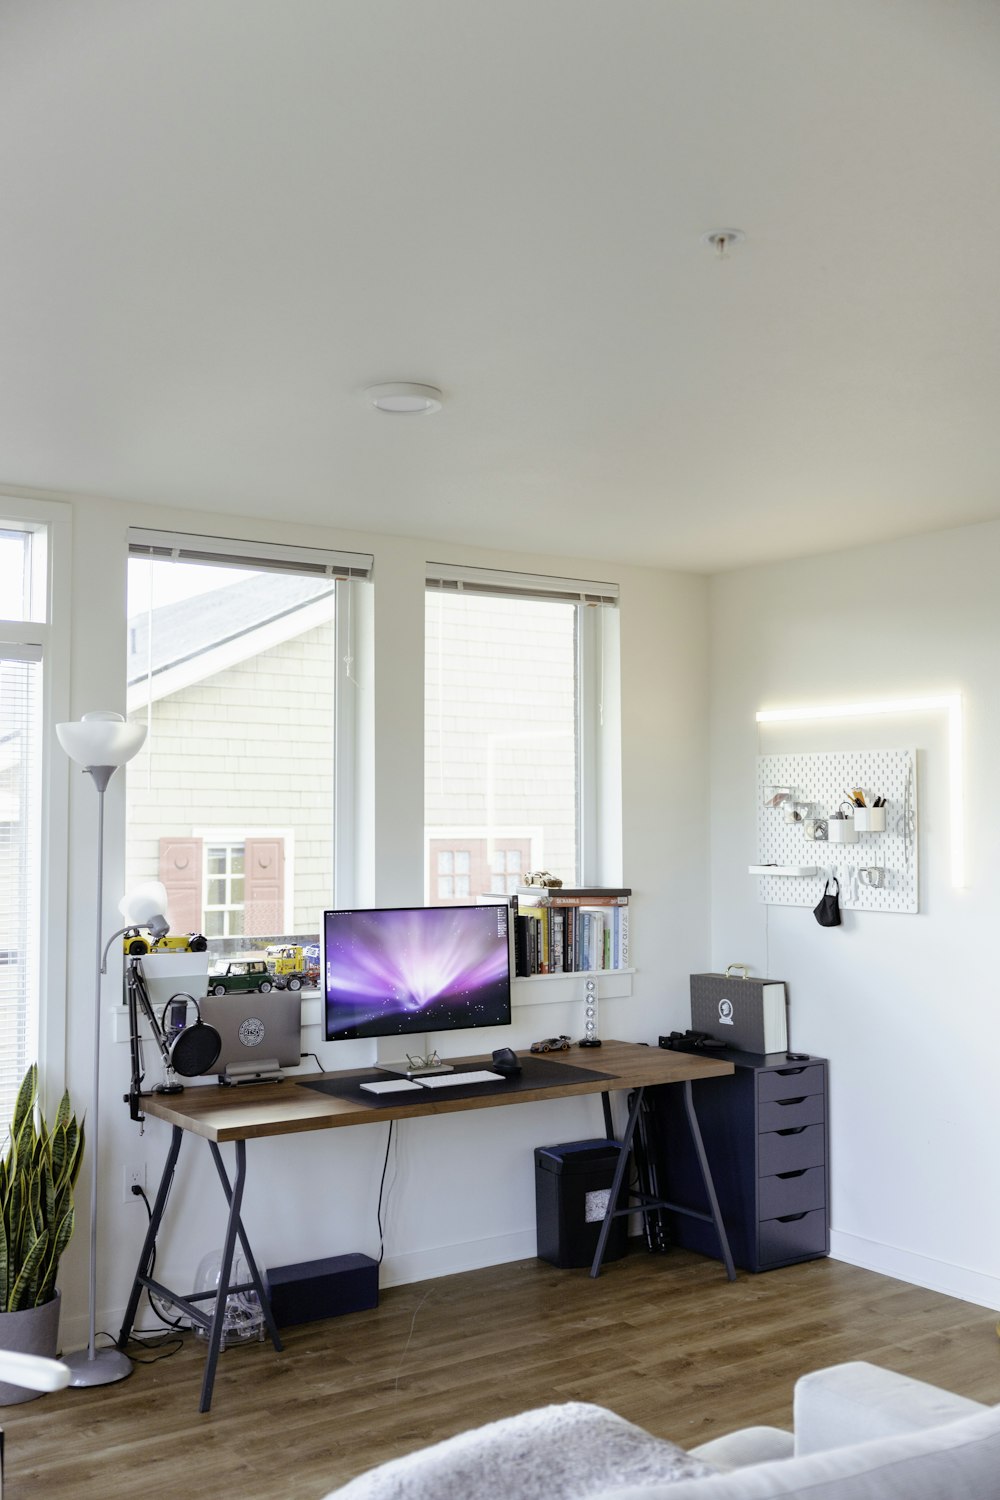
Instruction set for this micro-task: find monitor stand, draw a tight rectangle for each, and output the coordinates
[376,1045,454,1079]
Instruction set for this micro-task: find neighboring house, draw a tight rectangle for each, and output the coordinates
[126,576,577,939]
[126,574,337,941]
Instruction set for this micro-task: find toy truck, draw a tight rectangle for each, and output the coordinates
[265,944,319,991]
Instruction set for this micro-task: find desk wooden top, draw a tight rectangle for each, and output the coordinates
[136,1041,734,1143]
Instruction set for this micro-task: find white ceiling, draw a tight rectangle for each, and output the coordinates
[3,1,1000,573]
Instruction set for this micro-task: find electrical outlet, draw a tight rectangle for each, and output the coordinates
[123,1163,146,1203]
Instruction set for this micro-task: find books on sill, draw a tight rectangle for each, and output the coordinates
[478,887,632,977]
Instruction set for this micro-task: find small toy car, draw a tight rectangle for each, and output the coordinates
[530,1034,571,1053]
[208,959,274,995]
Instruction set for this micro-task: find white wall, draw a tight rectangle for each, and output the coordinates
[46,490,710,1346]
[709,519,1000,1310]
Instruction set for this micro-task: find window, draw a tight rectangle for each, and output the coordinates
[0,644,41,1124]
[204,842,245,936]
[424,565,620,906]
[0,505,69,1134]
[125,529,371,950]
[429,837,531,905]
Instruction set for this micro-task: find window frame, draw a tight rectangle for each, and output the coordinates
[126,527,371,939]
[423,563,622,894]
[0,495,72,1101]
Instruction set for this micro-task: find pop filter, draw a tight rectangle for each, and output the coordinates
[163,994,222,1077]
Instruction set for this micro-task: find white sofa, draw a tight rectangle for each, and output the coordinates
[320,1360,1000,1499]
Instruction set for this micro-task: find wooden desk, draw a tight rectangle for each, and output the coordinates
[118,1041,735,1411]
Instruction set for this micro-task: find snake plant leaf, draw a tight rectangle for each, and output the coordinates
[8,1229,49,1313]
[39,1208,73,1306]
[39,1157,55,1228]
[39,1207,73,1305]
[66,1117,84,1190]
[0,1210,8,1311]
[11,1064,37,1142]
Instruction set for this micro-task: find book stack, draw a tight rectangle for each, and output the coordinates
[506,887,631,977]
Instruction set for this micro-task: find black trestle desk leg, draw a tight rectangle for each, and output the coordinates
[600,1090,614,1141]
[590,1085,644,1277]
[199,1140,283,1413]
[198,1140,254,1412]
[118,1124,183,1350]
[207,1141,283,1356]
[682,1079,736,1282]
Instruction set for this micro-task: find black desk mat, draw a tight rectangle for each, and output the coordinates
[298,1054,614,1108]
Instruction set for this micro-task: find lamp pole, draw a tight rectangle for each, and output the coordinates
[63,764,133,1386]
[56,711,147,1388]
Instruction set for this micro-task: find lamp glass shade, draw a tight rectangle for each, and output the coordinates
[57,711,146,767]
[119,881,171,931]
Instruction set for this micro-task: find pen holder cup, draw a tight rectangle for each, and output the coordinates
[828,815,859,844]
[853,807,886,832]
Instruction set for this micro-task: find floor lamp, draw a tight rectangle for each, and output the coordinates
[56,710,147,1387]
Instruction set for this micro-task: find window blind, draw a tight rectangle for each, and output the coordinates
[129,528,373,580]
[425,562,618,607]
[0,644,42,1130]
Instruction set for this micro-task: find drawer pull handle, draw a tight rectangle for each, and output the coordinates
[776,1169,806,1179]
[776,1067,806,1076]
[776,1212,808,1223]
[775,1096,806,1107]
[776,1126,806,1136]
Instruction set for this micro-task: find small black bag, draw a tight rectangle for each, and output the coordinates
[814,877,841,927]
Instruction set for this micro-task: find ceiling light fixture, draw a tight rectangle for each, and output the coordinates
[702,228,746,258]
[366,382,443,415]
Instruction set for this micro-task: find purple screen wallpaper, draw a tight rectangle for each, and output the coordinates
[324,905,512,1041]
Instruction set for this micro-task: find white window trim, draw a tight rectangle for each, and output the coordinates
[333,578,370,908]
[127,528,371,927]
[0,493,72,1089]
[425,563,622,888]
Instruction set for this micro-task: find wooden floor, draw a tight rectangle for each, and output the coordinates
[5,1249,999,1500]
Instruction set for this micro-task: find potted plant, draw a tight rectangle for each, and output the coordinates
[0,1064,83,1404]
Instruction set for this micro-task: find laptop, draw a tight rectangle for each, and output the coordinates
[198,993,303,1083]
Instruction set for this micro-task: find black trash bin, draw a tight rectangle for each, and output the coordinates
[534,1138,629,1268]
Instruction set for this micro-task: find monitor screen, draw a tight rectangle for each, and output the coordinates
[323,904,512,1043]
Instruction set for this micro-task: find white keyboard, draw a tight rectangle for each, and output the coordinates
[417,1070,505,1089]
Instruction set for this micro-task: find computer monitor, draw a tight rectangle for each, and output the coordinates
[322,904,512,1066]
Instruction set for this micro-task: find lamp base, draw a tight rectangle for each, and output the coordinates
[64,1344,133,1387]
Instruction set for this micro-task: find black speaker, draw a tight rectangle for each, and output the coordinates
[264,1253,379,1328]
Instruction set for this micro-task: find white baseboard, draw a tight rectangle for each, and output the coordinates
[831,1230,1000,1313]
[379,1229,538,1289]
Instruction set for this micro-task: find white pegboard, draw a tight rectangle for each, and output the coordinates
[755,749,918,913]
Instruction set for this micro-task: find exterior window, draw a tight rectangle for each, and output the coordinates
[125,532,371,950]
[204,843,245,937]
[429,836,531,906]
[425,579,611,906]
[490,848,523,895]
[0,513,58,1132]
[0,648,41,1125]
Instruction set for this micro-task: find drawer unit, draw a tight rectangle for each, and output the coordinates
[758,1122,826,1176]
[758,1064,825,1102]
[647,1047,829,1273]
